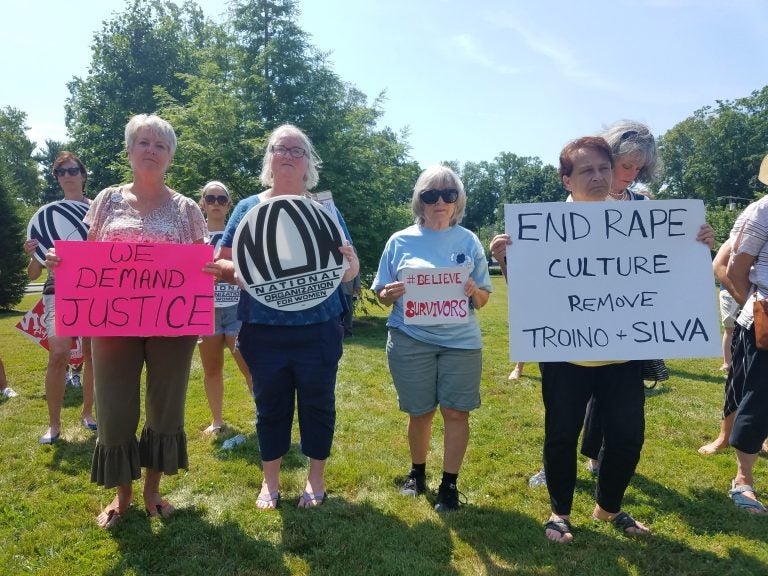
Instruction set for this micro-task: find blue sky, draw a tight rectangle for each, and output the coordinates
[4,0,766,168]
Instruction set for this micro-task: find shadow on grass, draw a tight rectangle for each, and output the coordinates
[103,499,460,576]
[104,507,290,576]
[667,368,724,385]
[213,440,313,474]
[630,472,768,542]
[46,436,96,475]
[343,315,389,350]
[443,502,768,576]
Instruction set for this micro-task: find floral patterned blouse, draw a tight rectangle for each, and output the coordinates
[84,186,206,244]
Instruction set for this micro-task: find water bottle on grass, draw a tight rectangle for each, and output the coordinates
[222,434,246,450]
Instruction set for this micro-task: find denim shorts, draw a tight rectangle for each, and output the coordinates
[214,305,242,336]
[42,294,57,337]
[386,328,481,415]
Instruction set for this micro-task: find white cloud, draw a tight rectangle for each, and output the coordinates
[451,33,522,76]
[483,11,619,92]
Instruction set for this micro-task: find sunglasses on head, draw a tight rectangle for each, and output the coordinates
[204,195,229,206]
[54,167,82,177]
[419,188,459,204]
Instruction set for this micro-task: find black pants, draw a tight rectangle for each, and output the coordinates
[541,361,645,515]
[730,325,768,454]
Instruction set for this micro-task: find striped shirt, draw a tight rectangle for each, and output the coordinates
[732,196,768,328]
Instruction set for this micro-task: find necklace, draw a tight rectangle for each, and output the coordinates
[608,189,628,201]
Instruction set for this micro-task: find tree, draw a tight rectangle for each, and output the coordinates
[656,86,768,204]
[0,164,30,309]
[67,0,420,277]
[66,0,213,192]
[32,140,69,204]
[0,107,40,205]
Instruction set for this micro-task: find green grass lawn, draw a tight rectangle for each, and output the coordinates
[1,278,766,575]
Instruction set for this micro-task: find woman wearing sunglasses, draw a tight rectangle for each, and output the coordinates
[371,164,492,512]
[197,181,252,435]
[23,151,97,444]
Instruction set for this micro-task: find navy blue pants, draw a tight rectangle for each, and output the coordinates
[540,361,645,515]
[238,319,342,461]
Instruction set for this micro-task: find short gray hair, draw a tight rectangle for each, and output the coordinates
[411,164,466,227]
[125,113,177,157]
[259,124,321,189]
[599,120,660,183]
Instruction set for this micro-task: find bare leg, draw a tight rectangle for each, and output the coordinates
[199,335,225,430]
[143,468,174,517]
[257,457,282,509]
[225,334,253,396]
[508,362,525,381]
[441,407,469,474]
[698,412,735,454]
[42,335,71,440]
[96,484,133,528]
[732,449,767,514]
[407,410,436,464]
[298,458,327,508]
[721,327,734,370]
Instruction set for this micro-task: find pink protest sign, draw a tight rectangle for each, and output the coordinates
[53,241,214,336]
[401,267,470,325]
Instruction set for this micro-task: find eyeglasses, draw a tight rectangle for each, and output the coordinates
[419,188,459,204]
[620,130,638,141]
[54,167,82,177]
[271,145,307,158]
[204,195,229,206]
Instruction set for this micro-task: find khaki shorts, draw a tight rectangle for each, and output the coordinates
[720,290,740,329]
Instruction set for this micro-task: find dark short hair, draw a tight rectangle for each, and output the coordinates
[558,137,613,178]
[52,151,87,192]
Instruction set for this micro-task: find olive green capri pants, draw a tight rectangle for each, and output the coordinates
[90,335,197,488]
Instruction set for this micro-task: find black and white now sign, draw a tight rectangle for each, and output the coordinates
[27,200,90,264]
[232,195,348,311]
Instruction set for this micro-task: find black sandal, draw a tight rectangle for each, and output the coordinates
[611,511,650,536]
[544,517,572,543]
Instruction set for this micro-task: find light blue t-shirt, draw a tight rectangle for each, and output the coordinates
[371,224,492,349]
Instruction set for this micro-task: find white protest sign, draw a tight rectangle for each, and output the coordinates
[27,200,89,264]
[214,283,241,308]
[232,195,348,311]
[208,231,240,308]
[504,199,720,361]
[401,267,470,325]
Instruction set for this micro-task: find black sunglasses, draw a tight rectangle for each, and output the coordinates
[419,188,459,204]
[204,195,229,206]
[54,167,82,177]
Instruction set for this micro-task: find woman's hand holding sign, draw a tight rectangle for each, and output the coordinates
[340,241,359,282]
[379,281,405,306]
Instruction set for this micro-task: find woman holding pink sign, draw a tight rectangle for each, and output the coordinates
[47,114,213,528]
[371,164,492,512]
[24,151,97,444]
[216,124,359,510]
[198,180,253,435]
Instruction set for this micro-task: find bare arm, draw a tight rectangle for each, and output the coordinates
[23,239,44,280]
[726,251,755,307]
[712,239,731,286]
[489,234,511,284]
